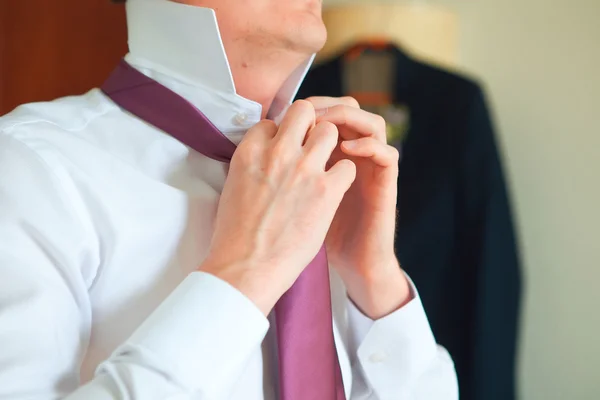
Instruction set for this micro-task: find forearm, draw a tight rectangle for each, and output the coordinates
[1,269,269,399]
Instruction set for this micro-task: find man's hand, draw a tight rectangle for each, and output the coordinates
[200,100,356,316]
[306,97,411,320]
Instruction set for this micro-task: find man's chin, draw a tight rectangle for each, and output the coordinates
[288,18,328,55]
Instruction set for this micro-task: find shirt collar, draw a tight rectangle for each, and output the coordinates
[124,0,314,128]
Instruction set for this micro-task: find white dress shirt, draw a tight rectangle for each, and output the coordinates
[0,1,458,399]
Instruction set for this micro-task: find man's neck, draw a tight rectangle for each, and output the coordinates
[169,0,313,118]
[228,46,309,119]
[125,1,316,122]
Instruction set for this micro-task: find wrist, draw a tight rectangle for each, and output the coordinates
[199,258,283,316]
[343,258,412,320]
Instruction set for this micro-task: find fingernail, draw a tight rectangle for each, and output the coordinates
[316,108,329,118]
[343,140,357,149]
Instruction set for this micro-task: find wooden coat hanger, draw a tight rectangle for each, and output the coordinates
[317,1,459,68]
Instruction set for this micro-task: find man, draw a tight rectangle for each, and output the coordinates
[0,0,458,398]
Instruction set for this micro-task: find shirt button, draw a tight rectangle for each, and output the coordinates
[368,351,387,364]
[233,112,249,126]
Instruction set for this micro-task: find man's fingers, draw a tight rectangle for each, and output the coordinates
[341,137,400,168]
[303,121,340,170]
[234,119,277,166]
[316,105,387,143]
[238,119,277,152]
[243,119,278,142]
[305,96,361,110]
[274,100,316,149]
[326,159,357,197]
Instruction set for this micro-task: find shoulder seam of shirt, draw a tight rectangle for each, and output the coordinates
[1,104,115,134]
[0,133,96,258]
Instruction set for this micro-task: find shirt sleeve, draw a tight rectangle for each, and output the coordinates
[346,275,459,400]
[0,134,269,399]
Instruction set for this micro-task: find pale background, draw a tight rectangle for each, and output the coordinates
[322,0,600,399]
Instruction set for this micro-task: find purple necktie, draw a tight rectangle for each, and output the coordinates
[102,61,346,400]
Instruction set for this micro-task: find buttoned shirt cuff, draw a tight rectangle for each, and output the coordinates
[104,271,269,397]
[346,274,439,394]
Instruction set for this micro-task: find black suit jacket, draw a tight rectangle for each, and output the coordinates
[298,48,522,400]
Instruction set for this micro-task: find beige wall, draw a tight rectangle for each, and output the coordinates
[322,0,600,399]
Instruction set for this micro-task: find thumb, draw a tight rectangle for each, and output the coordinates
[326,159,357,199]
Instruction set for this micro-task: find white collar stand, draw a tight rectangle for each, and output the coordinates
[125,0,315,121]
